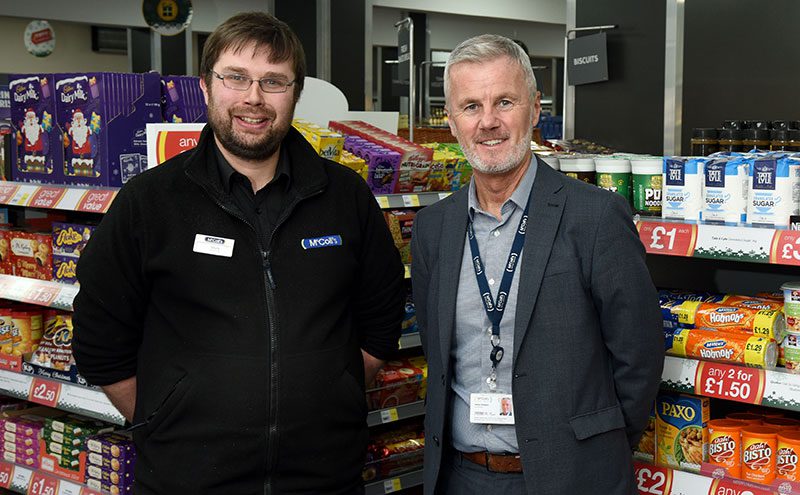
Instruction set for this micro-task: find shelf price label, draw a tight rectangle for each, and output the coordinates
[383,478,402,493]
[380,408,399,424]
[637,221,698,257]
[28,471,59,495]
[694,361,765,405]
[402,195,420,207]
[771,230,800,266]
[633,462,672,495]
[76,190,116,213]
[375,196,390,209]
[0,184,20,205]
[28,377,61,408]
[28,187,66,210]
[707,478,773,495]
[22,284,60,308]
[0,461,12,488]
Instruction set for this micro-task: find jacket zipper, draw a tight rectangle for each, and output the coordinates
[188,171,324,495]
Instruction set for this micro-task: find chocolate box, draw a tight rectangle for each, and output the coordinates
[10,230,52,280]
[86,431,135,459]
[9,74,63,183]
[52,222,95,257]
[161,75,206,123]
[54,72,161,187]
[53,255,78,284]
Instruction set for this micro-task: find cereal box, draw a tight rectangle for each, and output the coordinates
[655,392,709,472]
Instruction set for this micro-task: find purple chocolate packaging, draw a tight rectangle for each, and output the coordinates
[86,463,134,487]
[52,222,95,256]
[3,441,38,456]
[364,148,401,194]
[2,431,38,446]
[9,74,63,183]
[2,450,38,468]
[161,76,206,123]
[55,72,161,187]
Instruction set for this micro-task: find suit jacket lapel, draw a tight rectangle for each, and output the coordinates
[437,190,469,369]
[513,159,565,364]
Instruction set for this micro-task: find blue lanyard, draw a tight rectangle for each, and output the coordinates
[467,191,530,387]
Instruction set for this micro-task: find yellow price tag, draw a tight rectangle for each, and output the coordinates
[402,195,420,207]
[404,265,411,279]
[376,196,390,209]
[383,478,402,493]
[380,408,399,424]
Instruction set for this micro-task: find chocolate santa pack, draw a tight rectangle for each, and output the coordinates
[8,75,63,183]
[54,72,161,187]
[160,75,207,123]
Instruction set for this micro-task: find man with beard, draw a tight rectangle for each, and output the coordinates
[410,35,663,495]
[72,12,404,495]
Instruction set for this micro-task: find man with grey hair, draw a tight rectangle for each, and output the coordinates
[411,34,663,494]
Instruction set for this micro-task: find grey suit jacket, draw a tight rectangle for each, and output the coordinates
[410,157,664,495]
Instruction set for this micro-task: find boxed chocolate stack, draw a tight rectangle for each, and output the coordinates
[53,72,161,187]
[85,431,136,494]
[160,75,207,123]
[42,414,113,472]
[52,222,95,284]
[8,75,62,183]
[0,407,66,469]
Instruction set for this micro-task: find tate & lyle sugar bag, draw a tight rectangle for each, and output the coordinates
[702,156,748,225]
[662,157,705,222]
[746,154,794,227]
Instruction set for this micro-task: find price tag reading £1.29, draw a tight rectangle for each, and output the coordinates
[694,361,765,405]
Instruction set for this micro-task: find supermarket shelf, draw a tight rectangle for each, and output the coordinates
[367,400,425,427]
[375,192,450,210]
[0,275,78,311]
[661,355,800,412]
[633,460,792,495]
[0,459,103,494]
[364,469,423,495]
[0,181,117,214]
[0,369,124,426]
[636,218,800,267]
[398,332,421,350]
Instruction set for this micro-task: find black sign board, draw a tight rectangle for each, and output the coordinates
[567,32,608,85]
[429,66,444,98]
[397,26,410,82]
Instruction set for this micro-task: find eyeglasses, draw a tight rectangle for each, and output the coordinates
[210,70,295,94]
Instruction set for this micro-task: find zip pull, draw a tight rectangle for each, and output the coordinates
[262,250,277,289]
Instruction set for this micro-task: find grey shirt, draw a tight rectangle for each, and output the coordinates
[450,157,538,454]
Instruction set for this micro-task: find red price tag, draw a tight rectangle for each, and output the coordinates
[76,189,116,213]
[21,285,60,307]
[0,461,12,488]
[770,230,800,266]
[156,130,202,164]
[637,221,698,257]
[695,361,765,405]
[707,478,773,495]
[27,186,66,209]
[28,471,59,495]
[28,377,61,408]
[0,184,19,204]
[633,461,672,495]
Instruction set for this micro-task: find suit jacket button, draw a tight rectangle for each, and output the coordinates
[433,435,440,446]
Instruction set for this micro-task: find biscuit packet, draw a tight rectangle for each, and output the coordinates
[29,311,74,371]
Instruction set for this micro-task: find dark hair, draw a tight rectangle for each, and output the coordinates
[200,12,306,99]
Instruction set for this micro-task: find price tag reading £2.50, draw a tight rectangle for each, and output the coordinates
[28,377,61,408]
[694,361,765,405]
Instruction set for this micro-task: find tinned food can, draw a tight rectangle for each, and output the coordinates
[777,430,800,481]
[741,425,780,484]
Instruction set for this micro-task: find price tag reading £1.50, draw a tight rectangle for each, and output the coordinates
[633,461,672,495]
[28,471,59,495]
[0,462,12,488]
[694,361,766,405]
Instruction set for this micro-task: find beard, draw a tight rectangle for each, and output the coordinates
[457,125,533,175]
[72,123,89,147]
[206,96,293,162]
[24,121,40,145]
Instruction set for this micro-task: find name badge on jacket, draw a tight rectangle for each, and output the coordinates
[470,393,515,425]
[301,235,343,250]
[193,234,235,258]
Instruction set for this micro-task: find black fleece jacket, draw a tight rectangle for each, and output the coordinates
[72,126,404,494]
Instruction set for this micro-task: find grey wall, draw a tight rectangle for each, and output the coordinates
[573,0,666,154]
[681,0,800,152]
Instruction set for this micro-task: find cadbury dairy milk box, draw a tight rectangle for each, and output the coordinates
[161,75,207,123]
[9,74,63,183]
[55,72,161,187]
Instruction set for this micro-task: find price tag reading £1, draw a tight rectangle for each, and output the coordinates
[637,221,697,257]
[694,361,765,405]
[633,461,672,495]
[28,471,59,495]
